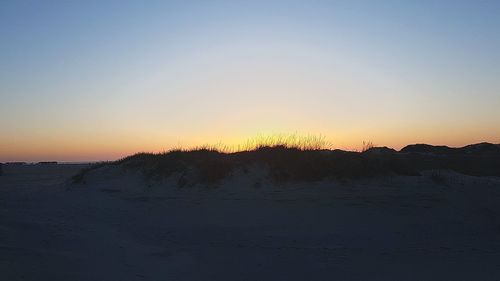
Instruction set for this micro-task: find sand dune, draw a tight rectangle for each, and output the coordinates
[1,162,500,280]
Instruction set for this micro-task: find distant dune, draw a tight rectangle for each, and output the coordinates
[400,142,500,155]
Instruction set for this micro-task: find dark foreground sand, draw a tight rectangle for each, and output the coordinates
[1,164,500,280]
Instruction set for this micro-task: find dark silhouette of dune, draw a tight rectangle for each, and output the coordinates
[73,142,500,185]
[460,142,500,154]
[401,142,500,155]
[363,146,397,154]
[400,144,455,154]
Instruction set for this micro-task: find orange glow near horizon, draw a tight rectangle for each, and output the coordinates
[2,130,499,162]
[2,1,500,162]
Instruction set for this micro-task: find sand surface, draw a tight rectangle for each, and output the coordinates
[1,164,500,280]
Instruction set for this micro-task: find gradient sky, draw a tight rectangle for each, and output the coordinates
[1,0,499,162]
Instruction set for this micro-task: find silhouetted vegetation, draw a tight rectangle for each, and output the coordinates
[72,142,500,186]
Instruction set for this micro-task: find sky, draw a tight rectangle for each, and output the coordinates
[1,0,499,162]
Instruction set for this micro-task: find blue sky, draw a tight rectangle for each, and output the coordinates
[1,0,499,161]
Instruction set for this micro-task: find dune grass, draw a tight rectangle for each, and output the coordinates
[72,135,500,186]
[159,133,333,154]
[237,133,332,151]
[71,134,403,185]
